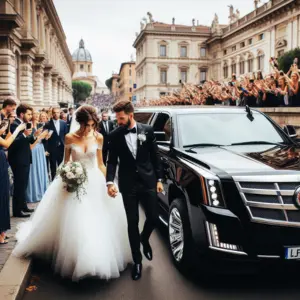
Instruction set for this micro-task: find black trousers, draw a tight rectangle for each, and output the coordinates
[49,147,64,180]
[10,164,30,215]
[122,179,158,264]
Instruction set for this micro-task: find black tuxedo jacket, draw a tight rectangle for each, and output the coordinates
[99,120,114,148]
[106,122,163,193]
[8,119,35,167]
[44,119,68,152]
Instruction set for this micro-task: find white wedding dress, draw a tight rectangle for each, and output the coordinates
[13,143,131,281]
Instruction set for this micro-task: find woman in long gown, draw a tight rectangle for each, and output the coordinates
[26,112,49,203]
[13,105,131,281]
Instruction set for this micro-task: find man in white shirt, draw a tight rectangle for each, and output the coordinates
[106,100,164,281]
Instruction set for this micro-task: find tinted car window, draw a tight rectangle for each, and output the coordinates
[135,112,153,124]
[178,113,285,147]
[153,113,171,142]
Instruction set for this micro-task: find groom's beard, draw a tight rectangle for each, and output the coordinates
[119,118,131,129]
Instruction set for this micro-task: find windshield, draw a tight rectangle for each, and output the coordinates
[178,113,287,148]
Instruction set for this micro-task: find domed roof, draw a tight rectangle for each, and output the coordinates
[72,39,92,62]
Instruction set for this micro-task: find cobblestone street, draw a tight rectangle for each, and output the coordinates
[0,200,37,273]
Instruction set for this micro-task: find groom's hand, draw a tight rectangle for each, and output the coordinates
[107,184,118,198]
[157,182,164,194]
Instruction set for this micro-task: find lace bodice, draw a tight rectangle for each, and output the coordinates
[66,143,101,169]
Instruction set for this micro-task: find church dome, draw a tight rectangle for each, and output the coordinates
[72,39,92,62]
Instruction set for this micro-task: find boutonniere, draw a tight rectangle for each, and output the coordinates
[138,132,147,145]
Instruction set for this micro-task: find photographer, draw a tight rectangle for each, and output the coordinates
[8,104,42,218]
[0,119,26,244]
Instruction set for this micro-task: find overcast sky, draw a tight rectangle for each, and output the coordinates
[53,0,265,84]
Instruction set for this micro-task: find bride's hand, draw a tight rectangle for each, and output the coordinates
[107,184,118,198]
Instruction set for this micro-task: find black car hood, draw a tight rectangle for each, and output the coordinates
[186,145,300,176]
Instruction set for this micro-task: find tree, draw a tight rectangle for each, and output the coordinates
[278,48,300,73]
[72,81,92,104]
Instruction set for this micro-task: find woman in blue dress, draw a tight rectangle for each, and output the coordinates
[26,112,49,203]
[0,121,25,244]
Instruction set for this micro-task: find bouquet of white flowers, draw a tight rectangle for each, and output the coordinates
[58,162,87,200]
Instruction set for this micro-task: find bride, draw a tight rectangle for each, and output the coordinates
[13,105,131,281]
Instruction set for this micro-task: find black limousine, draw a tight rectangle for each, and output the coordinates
[135,106,300,271]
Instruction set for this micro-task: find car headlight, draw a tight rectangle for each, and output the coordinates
[200,177,226,208]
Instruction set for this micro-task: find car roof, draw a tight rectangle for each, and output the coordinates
[135,106,260,115]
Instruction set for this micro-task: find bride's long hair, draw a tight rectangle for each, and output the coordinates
[72,105,99,139]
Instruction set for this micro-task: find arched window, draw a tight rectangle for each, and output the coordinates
[223,63,228,78]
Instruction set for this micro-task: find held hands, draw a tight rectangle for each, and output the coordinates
[107,184,118,198]
[38,130,49,141]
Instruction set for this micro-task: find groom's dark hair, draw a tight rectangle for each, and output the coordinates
[113,100,134,114]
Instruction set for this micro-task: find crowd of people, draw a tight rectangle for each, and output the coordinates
[136,57,300,107]
[0,100,115,245]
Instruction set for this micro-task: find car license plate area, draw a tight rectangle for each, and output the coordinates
[285,247,300,260]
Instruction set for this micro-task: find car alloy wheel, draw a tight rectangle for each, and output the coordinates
[169,207,184,262]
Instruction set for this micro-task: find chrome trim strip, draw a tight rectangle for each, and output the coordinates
[246,202,298,211]
[257,255,280,259]
[233,174,300,183]
[205,221,213,247]
[159,215,168,226]
[250,216,300,228]
[239,188,294,197]
[208,246,248,256]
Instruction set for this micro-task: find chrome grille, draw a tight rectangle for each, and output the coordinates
[233,175,300,227]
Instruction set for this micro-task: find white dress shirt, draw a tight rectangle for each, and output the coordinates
[103,121,109,134]
[125,123,137,159]
[53,119,60,135]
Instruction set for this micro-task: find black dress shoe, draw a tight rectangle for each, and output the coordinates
[14,211,31,218]
[23,208,34,213]
[131,263,142,281]
[141,239,153,261]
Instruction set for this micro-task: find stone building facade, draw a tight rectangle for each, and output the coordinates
[117,62,136,101]
[133,0,300,101]
[0,0,74,108]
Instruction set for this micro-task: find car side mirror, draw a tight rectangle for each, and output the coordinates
[283,125,298,139]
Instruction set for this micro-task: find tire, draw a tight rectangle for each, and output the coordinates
[168,198,195,271]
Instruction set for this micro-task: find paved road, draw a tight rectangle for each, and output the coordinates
[22,217,300,300]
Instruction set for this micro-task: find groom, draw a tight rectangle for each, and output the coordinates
[106,100,163,281]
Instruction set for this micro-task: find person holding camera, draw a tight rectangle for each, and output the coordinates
[8,104,42,218]
[0,120,26,243]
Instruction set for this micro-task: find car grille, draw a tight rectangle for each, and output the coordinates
[233,175,300,227]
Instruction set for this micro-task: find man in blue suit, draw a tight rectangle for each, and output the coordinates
[44,107,68,181]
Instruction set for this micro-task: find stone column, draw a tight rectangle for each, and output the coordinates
[20,54,34,105]
[0,48,16,104]
[40,12,46,52]
[270,26,276,58]
[292,17,298,49]
[31,0,38,39]
[33,64,44,107]
[43,71,52,107]
[51,74,58,105]
[23,0,32,34]
[15,0,21,14]
[287,21,293,51]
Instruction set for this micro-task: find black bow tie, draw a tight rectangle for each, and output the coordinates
[125,127,137,135]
